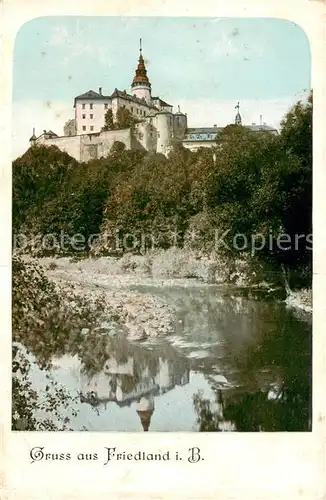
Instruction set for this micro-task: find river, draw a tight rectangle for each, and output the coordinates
[20,258,312,432]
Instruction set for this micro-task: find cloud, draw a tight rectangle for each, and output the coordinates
[212,32,240,58]
[46,22,112,67]
[209,27,265,60]
[171,91,310,130]
[12,100,73,160]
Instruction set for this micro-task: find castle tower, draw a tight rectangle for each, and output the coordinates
[131,39,152,104]
[136,396,155,431]
[235,102,242,125]
[173,105,188,140]
[156,110,173,156]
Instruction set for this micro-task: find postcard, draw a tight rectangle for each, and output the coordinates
[1,1,325,499]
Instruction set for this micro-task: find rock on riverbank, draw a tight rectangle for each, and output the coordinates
[39,257,175,341]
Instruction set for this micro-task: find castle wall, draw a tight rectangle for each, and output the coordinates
[35,135,82,162]
[80,129,132,162]
[133,122,157,152]
[35,129,132,163]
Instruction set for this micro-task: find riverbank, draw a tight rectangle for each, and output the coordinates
[38,256,176,341]
[35,249,311,340]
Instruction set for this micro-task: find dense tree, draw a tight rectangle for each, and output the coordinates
[102,108,115,131]
[13,93,312,283]
[102,106,139,132]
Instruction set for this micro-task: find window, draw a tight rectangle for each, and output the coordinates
[104,103,108,109]
[131,107,133,112]
[90,114,93,119]
[82,104,86,109]
[82,126,86,131]
[82,114,86,119]
[90,126,94,131]
[90,103,93,109]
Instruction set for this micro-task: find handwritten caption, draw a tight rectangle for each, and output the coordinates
[29,446,204,465]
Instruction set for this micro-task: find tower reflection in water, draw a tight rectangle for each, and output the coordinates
[79,338,190,431]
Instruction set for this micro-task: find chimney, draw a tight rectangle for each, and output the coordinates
[260,114,263,127]
[99,87,102,95]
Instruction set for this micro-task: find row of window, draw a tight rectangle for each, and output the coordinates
[130,107,146,116]
[80,104,148,117]
[82,126,94,132]
[186,134,216,140]
[82,114,93,119]
[81,103,109,110]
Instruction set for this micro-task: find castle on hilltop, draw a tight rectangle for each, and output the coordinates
[29,40,277,162]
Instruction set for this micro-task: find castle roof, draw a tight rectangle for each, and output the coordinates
[184,124,278,142]
[157,109,173,115]
[74,89,110,107]
[247,124,278,133]
[111,88,158,109]
[75,90,109,100]
[151,97,173,108]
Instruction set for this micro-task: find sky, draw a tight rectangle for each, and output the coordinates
[12,16,311,159]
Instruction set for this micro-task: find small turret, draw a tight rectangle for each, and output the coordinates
[29,127,37,147]
[173,105,188,140]
[156,109,173,156]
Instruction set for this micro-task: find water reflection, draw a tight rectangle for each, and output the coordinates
[77,336,190,431]
[19,284,311,432]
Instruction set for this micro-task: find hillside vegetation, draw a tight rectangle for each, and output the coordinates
[13,94,312,288]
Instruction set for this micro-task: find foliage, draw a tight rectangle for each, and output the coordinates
[12,256,110,429]
[13,93,312,284]
[102,108,115,131]
[102,106,139,132]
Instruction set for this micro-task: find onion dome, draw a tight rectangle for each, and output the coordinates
[131,39,151,90]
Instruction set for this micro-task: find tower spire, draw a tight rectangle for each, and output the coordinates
[235,101,242,125]
[29,127,37,145]
[131,39,152,103]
